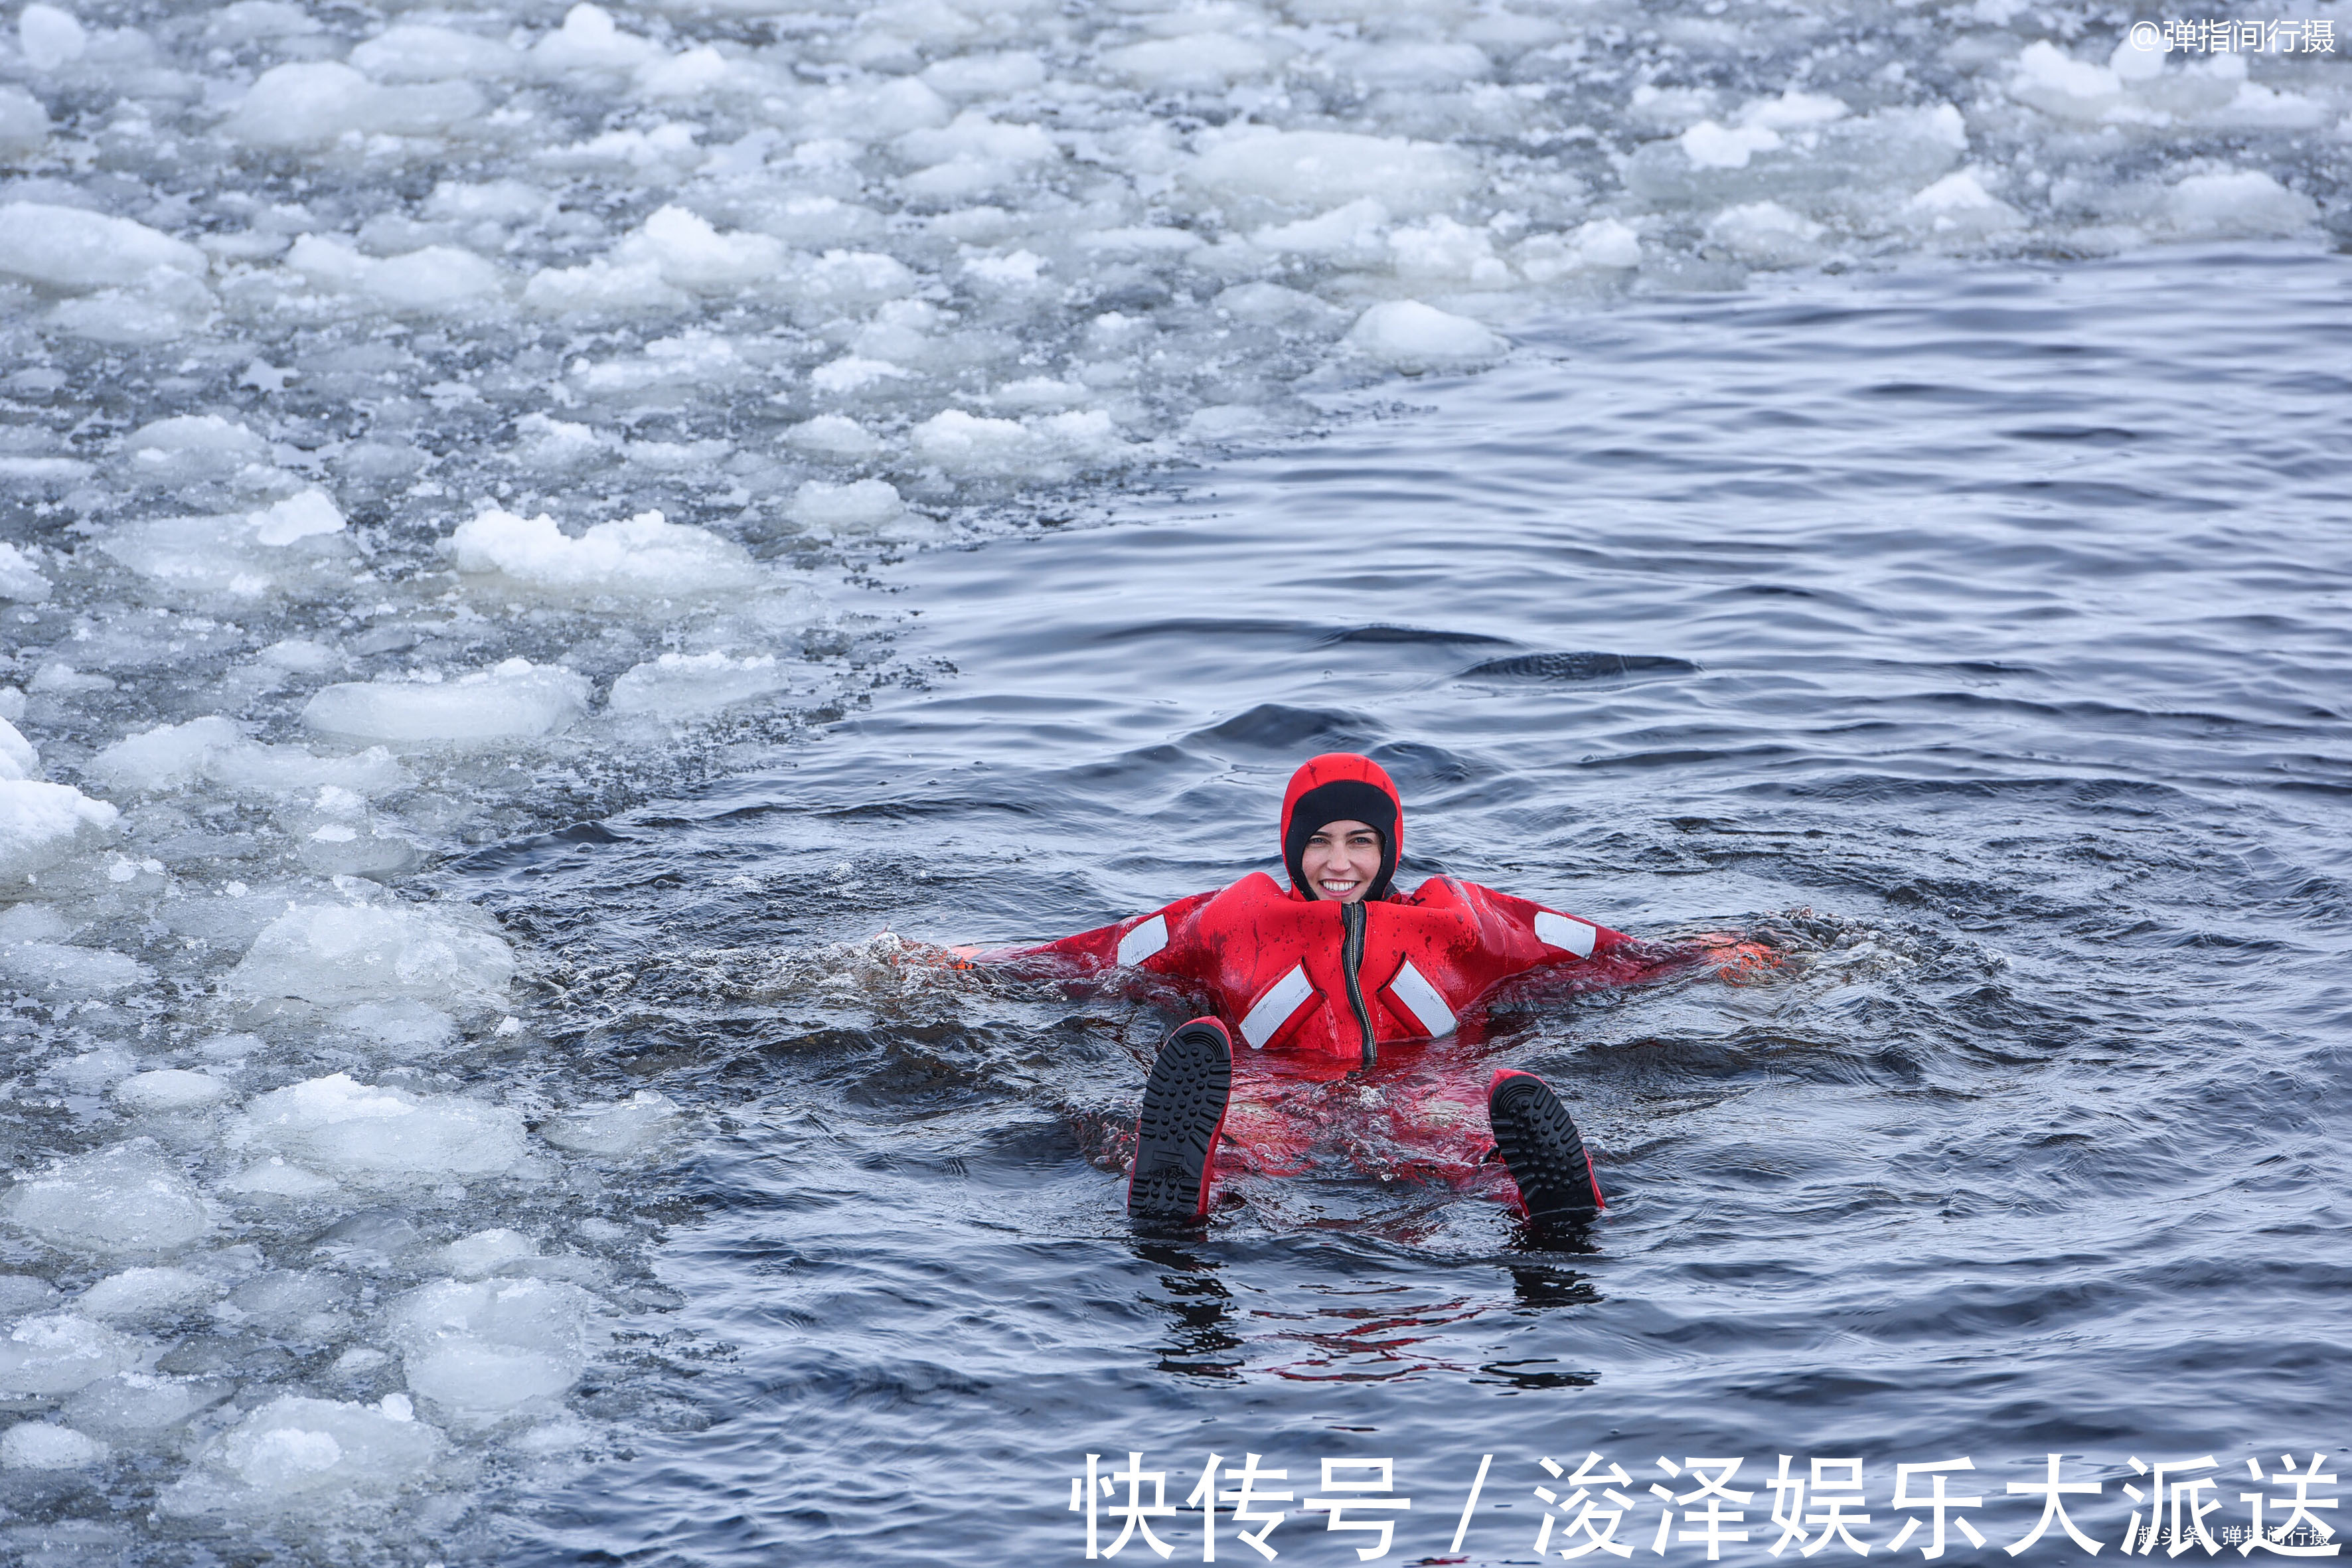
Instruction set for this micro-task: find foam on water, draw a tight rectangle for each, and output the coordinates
[0,0,2343,1555]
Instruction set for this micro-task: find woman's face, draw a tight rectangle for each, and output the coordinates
[1300,819,1383,903]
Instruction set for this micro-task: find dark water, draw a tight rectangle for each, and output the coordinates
[481,244,2350,1565]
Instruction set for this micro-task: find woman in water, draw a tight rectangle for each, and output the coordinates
[984,752,1699,1233]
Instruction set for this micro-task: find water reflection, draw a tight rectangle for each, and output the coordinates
[1508,1265,1603,1312]
[1135,1244,1245,1382]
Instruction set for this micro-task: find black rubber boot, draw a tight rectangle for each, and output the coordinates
[1486,1069,1605,1229]
[1127,1018,1233,1221]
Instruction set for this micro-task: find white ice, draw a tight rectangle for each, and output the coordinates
[1707,202,1830,268]
[90,716,405,797]
[607,652,792,717]
[173,1395,440,1510]
[73,1266,222,1321]
[229,903,515,1007]
[0,1314,145,1397]
[337,999,461,1055]
[1,722,119,881]
[1,1142,212,1257]
[302,659,592,747]
[237,1074,529,1180]
[0,0,2337,1541]
[112,1070,234,1115]
[0,202,206,289]
[100,491,353,602]
[539,1090,681,1157]
[390,1276,597,1417]
[283,234,505,315]
[437,1228,540,1277]
[1344,301,1508,374]
[1,1421,112,1470]
[63,1372,232,1444]
[17,5,87,72]
[788,479,908,533]
[225,62,482,150]
[449,509,767,601]
[0,542,50,601]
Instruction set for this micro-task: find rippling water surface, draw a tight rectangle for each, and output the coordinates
[4,0,2349,1555]
[483,246,2351,1565]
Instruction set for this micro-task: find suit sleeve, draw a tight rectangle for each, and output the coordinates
[1453,881,1695,990]
[1475,885,1629,958]
[969,889,1221,979]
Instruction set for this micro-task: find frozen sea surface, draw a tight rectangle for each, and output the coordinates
[0,0,2347,1561]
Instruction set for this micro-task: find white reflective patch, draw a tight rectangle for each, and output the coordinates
[1239,964,1314,1050]
[1115,914,1168,968]
[1534,911,1597,958]
[1386,959,1456,1038]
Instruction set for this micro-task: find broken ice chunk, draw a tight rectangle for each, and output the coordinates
[229,903,515,1007]
[238,1075,528,1180]
[1,1142,212,1256]
[389,1276,597,1417]
[449,510,765,601]
[112,1070,234,1115]
[606,652,791,716]
[171,1395,442,1510]
[0,1421,112,1469]
[302,660,591,748]
[538,1090,680,1156]
[1343,300,1508,374]
[0,1315,144,1396]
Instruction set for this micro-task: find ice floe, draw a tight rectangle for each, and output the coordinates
[449,509,766,601]
[389,1275,598,1417]
[0,1421,111,1469]
[607,652,792,716]
[236,1074,529,1180]
[3,1142,211,1256]
[538,1090,681,1157]
[0,1315,145,1396]
[229,905,514,1007]
[72,1266,222,1321]
[169,1395,441,1512]
[303,661,593,748]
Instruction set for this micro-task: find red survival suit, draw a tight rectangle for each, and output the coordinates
[992,753,1669,1065]
[988,754,1678,1193]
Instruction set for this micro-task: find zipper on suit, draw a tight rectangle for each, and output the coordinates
[1339,900,1376,1069]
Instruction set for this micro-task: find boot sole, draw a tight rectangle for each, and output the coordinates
[1128,1021,1233,1220]
[1488,1073,1604,1228]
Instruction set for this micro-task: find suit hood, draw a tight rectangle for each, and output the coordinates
[1280,752,1403,902]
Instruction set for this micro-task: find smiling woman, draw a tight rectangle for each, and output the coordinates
[1298,821,1381,903]
[979,751,1713,1225]
[987,753,1677,1063]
